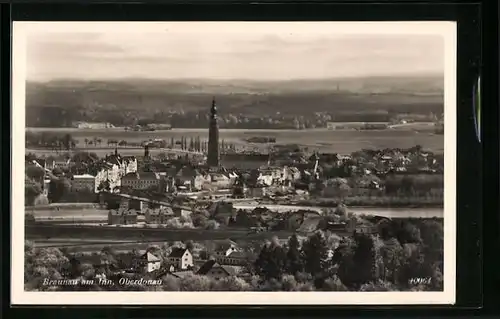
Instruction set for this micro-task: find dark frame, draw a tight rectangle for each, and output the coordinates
[3,0,489,316]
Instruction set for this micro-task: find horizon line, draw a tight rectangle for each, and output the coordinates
[27,73,444,83]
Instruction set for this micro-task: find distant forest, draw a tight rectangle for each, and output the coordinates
[25,77,444,129]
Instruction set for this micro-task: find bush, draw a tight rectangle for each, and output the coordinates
[205,220,220,230]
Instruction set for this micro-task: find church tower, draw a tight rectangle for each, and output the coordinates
[207,97,220,167]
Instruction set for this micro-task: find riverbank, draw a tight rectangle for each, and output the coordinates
[295,196,443,209]
[26,203,103,211]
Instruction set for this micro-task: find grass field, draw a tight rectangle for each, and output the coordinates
[26,127,443,155]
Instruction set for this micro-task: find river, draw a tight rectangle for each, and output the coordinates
[232,204,443,218]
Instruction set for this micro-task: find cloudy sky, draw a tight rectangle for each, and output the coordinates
[23,22,445,81]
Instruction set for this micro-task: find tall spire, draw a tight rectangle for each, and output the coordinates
[207,97,220,167]
[210,97,217,119]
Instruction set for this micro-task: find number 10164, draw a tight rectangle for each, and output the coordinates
[408,277,432,285]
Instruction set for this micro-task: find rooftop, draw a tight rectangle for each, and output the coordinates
[168,247,189,258]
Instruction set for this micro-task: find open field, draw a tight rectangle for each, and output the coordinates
[26,127,443,154]
[26,224,296,243]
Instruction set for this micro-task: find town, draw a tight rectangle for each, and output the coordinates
[25,98,444,292]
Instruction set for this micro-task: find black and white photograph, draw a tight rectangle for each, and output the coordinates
[12,21,456,305]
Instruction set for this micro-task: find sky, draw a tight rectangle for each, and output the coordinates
[22,22,445,81]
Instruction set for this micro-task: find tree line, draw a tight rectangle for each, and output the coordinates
[25,217,443,292]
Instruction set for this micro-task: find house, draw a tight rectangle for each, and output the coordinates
[122,156,138,174]
[175,166,200,188]
[53,155,72,168]
[213,239,239,257]
[145,207,174,224]
[94,163,122,192]
[214,250,247,266]
[139,252,162,273]
[167,248,194,271]
[121,171,160,190]
[207,172,231,189]
[108,209,137,225]
[197,260,243,280]
[159,176,176,193]
[164,269,195,279]
[247,184,269,198]
[71,174,96,192]
[193,173,212,191]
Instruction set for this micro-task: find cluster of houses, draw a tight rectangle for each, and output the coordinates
[333,148,444,176]
[74,240,251,282]
[27,145,442,210]
[30,152,139,193]
[106,195,191,225]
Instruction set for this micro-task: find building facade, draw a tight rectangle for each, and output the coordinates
[71,174,96,192]
[167,248,194,271]
[121,171,160,190]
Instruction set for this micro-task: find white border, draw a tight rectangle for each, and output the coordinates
[11,21,456,305]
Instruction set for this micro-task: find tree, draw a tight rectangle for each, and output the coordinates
[26,165,45,181]
[285,234,303,275]
[302,231,329,277]
[52,167,63,176]
[25,178,43,206]
[63,133,73,151]
[254,240,287,280]
[24,246,70,291]
[322,276,348,291]
[380,237,404,284]
[204,220,220,230]
[47,178,71,203]
[162,276,181,291]
[72,151,98,164]
[395,220,422,245]
[179,274,214,291]
[335,237,358,288]
[185,240,195,252]
[192,213,209,228]
[213,276,251,291]
[351,233,378,286]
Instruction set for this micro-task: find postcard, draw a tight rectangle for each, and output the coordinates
[12,21,456,305]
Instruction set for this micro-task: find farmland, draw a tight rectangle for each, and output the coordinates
[26,126,443,155]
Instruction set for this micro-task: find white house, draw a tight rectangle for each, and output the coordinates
[167,248,194,271]
[141,252,162,273]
